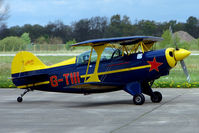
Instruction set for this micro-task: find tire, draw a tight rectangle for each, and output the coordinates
[151,91,162,103]
[17,97,23,103]
[133,94,145,105]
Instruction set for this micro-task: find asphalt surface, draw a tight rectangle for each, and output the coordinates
[0,88,199,133]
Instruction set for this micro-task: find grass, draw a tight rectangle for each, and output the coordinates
[0,46,90,54]
[0,54,199,88]
[153,56,199,88]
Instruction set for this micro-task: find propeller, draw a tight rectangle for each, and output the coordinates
[174,35,179,50]
[180,60,191,83]
[173,33,191,83]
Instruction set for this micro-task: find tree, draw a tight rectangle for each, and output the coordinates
[136,20,158,36]
[107,14,122,37]
[0,36,25,51]
[121,15,133,36]
[175,22,185,32]
[185,16,199,38]
[72,19,90,41]
[65,39,76,51]
[9,26,23,36]
[160,29,173,48]
[89,16,108,39]
[45,20,73,43]
[0,23,9,39]
[1,14,199,44]
[20,24,45,42]
[107,14,134,37]
[107,15,135,37]
[21,32,31,45]
[35,36,48,44]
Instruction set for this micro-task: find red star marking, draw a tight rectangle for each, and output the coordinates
[147,57,163,72]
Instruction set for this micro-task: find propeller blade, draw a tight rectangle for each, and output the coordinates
[175,41,179,50]
[180,60,190,83]
[173,35,179,50]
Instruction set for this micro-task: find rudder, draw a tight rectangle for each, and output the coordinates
[11,51,47,74]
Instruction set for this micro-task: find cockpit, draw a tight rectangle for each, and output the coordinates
[76,48,122,65]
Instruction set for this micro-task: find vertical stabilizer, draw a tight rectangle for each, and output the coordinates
[11,51,47,74]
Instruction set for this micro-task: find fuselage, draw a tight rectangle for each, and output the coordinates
[12,48,173,94]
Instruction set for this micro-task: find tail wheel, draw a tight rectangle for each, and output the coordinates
[133,94,145,105]
[151,91,162,103]
[17,97,23,103]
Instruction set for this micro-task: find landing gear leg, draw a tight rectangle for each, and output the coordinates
[142,81,162,103]
[17,88,31,103]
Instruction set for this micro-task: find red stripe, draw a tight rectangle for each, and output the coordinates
[108,62,129,67]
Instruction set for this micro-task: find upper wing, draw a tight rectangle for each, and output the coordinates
[72,36,163,47]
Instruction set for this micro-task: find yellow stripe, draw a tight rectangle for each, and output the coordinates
[17,81,50,89]
[81,65,151,78]
[49,57,76,68]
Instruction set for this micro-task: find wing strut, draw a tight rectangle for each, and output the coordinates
[85,44,106,83]
[84,47,93,82]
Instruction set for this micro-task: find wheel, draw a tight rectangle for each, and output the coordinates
[151,91,162,103]
[133,94,145,105]
[17,97,23,103]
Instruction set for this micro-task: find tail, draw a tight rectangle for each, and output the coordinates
[11,51,49,89]
[11,51,47,75]
[11,51,76,89]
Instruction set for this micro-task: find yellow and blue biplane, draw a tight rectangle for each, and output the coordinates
[11,36,191,105]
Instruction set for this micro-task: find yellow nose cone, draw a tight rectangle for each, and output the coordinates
[174,49,191,61]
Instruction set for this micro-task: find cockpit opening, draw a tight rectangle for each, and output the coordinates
[76,48,122,65]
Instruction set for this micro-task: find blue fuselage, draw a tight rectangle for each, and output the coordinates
[12,49,171,94]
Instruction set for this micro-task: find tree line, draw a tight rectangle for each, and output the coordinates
[0,14,199,44]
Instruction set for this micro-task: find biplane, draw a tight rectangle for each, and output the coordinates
[11,36,191,105]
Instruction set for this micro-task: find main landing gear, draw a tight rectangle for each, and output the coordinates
[150,91,162,103]
[124,81,162,105]
[17,88,32,103]
[133,94,145,105]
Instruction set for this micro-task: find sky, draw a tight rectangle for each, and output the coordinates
[4,0,199,27]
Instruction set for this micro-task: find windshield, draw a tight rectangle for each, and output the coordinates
[76,47,122,65]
